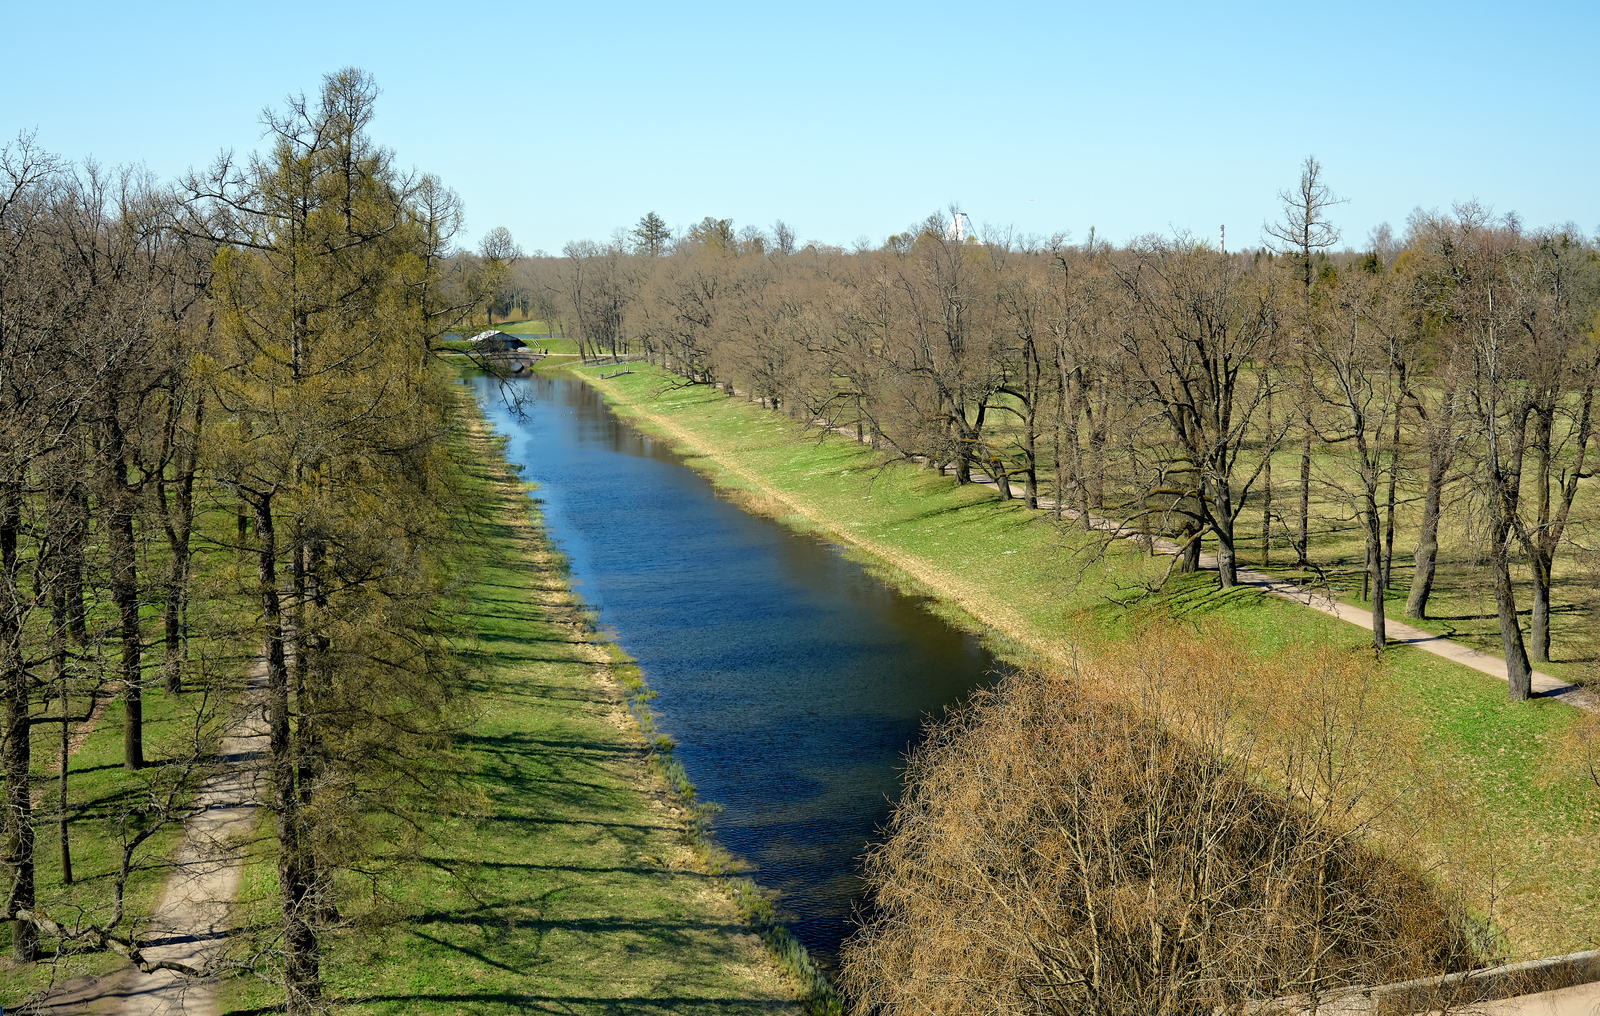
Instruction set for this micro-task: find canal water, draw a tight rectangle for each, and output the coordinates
[472,371,997,965]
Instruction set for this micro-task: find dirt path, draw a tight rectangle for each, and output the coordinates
[1464,980,1600,1015]
[39,655,270,1016]
[588,372,1591,712]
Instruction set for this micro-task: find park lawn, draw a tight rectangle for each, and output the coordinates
[218,397,797,1015]
[0,499,258,1006]
[973,373,1598,686]
[576,362,1600,959]
[1225,429,1600,687]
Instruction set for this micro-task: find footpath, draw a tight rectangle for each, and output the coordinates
[39,657,269,1016]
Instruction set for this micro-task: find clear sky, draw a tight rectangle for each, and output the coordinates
[6,1,1597,254]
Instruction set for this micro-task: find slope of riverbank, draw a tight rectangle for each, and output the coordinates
[219,396,801,1014]
[572,362,1600,960]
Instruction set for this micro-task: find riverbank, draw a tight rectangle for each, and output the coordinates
[570,361,1600,960]
[219,398,801,1014]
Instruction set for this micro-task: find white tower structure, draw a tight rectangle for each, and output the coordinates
[946,211,974,243]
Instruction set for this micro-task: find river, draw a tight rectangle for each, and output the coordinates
[472,370,997,966]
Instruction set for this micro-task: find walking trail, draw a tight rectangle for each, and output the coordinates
[39,654,269,1016]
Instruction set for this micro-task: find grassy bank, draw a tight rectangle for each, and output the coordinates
[570,361,1600,959]
[219,393,800,1014]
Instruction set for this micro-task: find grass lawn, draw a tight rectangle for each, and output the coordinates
[573,362,1600,960]
[217,396,798,1014]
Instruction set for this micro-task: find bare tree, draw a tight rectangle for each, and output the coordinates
[1265,156,1345,568]
[772,218,797,256]
[1309,265,1405,648]
[1506,229,1600,662]
[1114,237,1284,587]
[843,638,1483,1014]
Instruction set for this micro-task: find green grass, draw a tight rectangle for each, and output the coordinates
[217,399,799,1014]
[571,362,1600,959]
[975,376,1599,686]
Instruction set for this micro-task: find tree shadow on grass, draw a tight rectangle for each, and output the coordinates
[293,994,800,1014]
[417,855,711,881]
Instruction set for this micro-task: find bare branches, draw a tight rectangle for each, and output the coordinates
[843,640,1484,1015]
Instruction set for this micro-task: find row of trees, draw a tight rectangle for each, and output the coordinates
[530,171,1599,701]
[3,69,481,1011]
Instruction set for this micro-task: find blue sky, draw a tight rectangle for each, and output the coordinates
[6,1,1597,254]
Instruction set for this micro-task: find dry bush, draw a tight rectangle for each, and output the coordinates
[840,633,1485,1015]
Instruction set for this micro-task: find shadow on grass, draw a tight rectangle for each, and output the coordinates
[291,994,799,1013]
[418,855,709,879]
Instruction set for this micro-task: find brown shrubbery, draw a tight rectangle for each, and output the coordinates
[840,633,1486,1015]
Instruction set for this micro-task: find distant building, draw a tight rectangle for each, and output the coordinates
[471,330,526,353]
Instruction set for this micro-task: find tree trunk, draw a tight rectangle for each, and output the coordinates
[57,657,72,887]
[106,439,143,771]
[1382,412,1402,590]
[1178,512,1202,574]
[1489,523,1533,700]
[254,494,321,1011]
[64,476,88,646]
[1404,446,1450,619]
[1087,391,1108,509]
[1212,485,1238,588]
[1022,411,1038,509]
[1528,553,1553,664]
[1295,425,1312,567]
[161,400,199,694]
[1261,389,1273,566]
[1364,495,1387,650]
[163,544,188,694]
[2,481,38,961]
[51,584,72,886]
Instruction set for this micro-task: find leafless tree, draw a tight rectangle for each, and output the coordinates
[843,636,1484,1014]
[1114,236,1285,587]
[1265,156,1345,568]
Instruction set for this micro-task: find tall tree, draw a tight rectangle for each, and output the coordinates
[1264,156,1344,568]
[190,67,465,1010]
[476,224,521,325]
[1309,265,1404,648]
[631,210,671,256]
[1432,208,1537,698]
[1507,230,1600,663]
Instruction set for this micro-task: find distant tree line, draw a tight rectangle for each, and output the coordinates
[530,172,1600,700]
[2,69,485,1012]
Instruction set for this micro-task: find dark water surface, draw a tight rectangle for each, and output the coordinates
[473,372,997,964]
